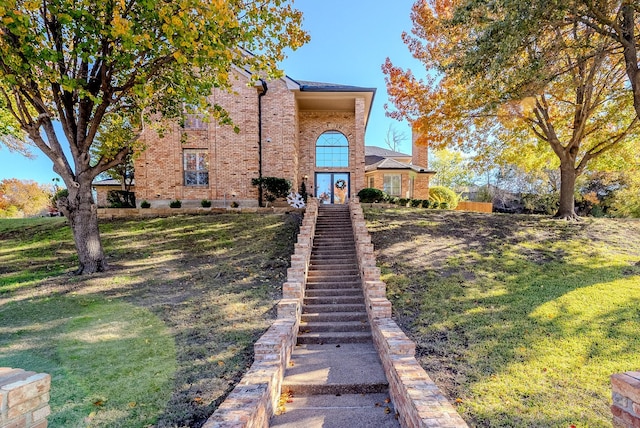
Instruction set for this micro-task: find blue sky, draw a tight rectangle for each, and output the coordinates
[0,0,423,185]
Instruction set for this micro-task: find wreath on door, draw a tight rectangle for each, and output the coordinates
[335,179,347,190]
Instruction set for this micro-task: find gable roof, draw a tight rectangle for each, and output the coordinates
[365,146,411,158]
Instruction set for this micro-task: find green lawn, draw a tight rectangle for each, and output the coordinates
[0,213,299,427]
[365,208,640,428]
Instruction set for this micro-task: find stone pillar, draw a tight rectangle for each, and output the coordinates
[0,368,51,428]
[612,371,640,427]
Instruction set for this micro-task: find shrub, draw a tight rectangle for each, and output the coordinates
[388,197,399,205]
[440,202,450,209]
[107,190,136,208]
[230,201,239,208]
[421,199,432,209]
[140,200,151,209]
[428,186,459,209]
[169,199,182,208]
[410,199,422,207]
[398,198,410,207]
[521,193,559,215]
[200,199,212,208]
[251,177,291,205]
[357,188,386,203]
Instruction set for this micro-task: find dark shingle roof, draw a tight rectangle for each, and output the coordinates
[365,146,411,158]
[294,80,376,93]
[365,157,434,173]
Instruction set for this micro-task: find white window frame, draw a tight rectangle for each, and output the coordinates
[383,174,401,197]
[183,149,209,186]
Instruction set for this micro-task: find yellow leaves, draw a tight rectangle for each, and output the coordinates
[111,14,132,38]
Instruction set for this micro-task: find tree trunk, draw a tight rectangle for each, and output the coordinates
[58,181,108,274]
[555,161,579,220]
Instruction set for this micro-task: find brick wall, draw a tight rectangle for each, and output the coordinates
[612,371,640,428]
[135,75,369,207]
[349,198,468,428]
[0,368,51,428]
[364,170,430,199]
[203,199,318,427]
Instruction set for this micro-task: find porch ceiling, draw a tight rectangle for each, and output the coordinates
[295,91,375,127]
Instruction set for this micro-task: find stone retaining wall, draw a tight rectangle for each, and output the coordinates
[202,199,318,427]
[350,198,469,428]
[612,371,640,427]
[0,368,51,428]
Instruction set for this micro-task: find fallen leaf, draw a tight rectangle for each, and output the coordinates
[128,401,137,408]
[455,398,463,403]
[193,397,203,404]
[217,361,225,366]
[93,400,104,407]
[384,397,391,403]
[385,407,391,414]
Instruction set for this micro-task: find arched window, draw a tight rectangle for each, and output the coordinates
[315,131,349,167]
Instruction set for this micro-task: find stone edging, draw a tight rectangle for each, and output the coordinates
[349,197,469,428]
[202,199,318,427]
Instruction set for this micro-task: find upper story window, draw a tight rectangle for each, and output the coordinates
[184,114,207,130]
[315,131,349,167]
[184,149,209,186]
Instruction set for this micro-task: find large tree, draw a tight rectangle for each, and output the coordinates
[0,0,308,273]
[384,0,639,219]
[450,0,640,121]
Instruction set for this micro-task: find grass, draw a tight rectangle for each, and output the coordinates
[364,207,640,428]
[0,212,300,427]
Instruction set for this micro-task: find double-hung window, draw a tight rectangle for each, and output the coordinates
[184,149,209,186]
[383,174,401,196]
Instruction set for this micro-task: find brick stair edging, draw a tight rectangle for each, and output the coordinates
[202,199,318,428]
[611,371,640,427]
[349,197,469,428]
[0,367,51,428]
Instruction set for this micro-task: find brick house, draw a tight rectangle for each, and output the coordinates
[364,139,434,200]
[133,69,375,207]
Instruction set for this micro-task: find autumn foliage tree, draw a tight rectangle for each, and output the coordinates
[0,178,53,217]
[0,0,308,273]
[384,0,639,219]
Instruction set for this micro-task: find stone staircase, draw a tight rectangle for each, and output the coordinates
[270,204,400,427]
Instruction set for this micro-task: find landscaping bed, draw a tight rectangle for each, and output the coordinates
[364,207,640,427]
[0,213,300,427]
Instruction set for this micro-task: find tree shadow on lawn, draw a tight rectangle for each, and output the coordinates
[365,208,640,427]
[0,212,300,428]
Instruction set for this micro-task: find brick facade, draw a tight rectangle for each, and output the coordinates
[134,72,373,208]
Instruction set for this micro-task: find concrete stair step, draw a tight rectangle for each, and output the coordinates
[301,312,368,323]
[297,331,372,345]
[282,344,388,394]
[305,281,362,289]
[309,259,357,266]
[303,296,364,305]
[270,393,399,428]
[303,303,366,313]
[299,320,370,333]
[305,276,360,284]
[307,270,359,278]
[304,288,362,297]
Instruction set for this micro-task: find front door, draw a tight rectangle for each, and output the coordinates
[315,173,350,204]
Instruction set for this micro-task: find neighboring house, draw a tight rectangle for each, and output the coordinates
[132,68,375,207]
[365,136,435,199]
[92,178,136,208]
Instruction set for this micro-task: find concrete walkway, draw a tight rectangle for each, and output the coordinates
[270,205,400,428]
